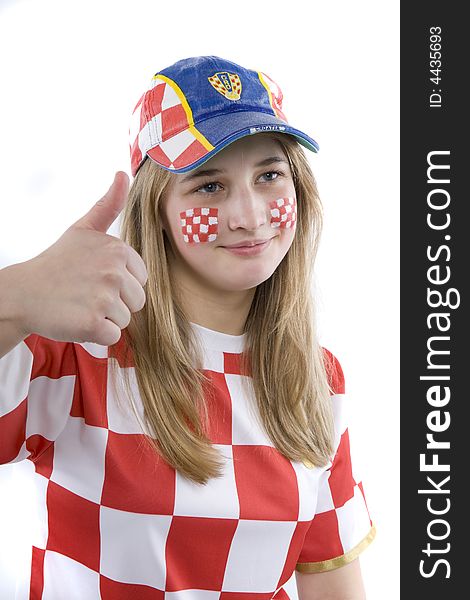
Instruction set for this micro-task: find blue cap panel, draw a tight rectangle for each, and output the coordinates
[158,56,276,124]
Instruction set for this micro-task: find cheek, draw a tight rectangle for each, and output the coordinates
[179,207,219,243]
[269,197,297,229]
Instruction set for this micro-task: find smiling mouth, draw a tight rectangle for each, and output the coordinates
[222,237,275,249]
[220,238,275,256]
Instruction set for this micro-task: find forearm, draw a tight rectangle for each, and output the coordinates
[0,264,30,358]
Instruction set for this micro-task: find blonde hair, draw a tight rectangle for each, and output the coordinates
[109,133,335,485]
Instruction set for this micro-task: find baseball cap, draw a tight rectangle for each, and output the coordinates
[129,55,319,177]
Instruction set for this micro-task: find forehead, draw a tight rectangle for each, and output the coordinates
[207,134,286,165]
[172,134,288,184]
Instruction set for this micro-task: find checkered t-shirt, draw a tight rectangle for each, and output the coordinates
[0,322,375,599]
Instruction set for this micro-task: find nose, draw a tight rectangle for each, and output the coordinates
[226,186,268,231]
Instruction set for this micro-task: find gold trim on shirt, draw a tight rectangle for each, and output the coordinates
[295,524,377,574]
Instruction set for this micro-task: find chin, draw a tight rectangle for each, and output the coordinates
[211,269,277,292]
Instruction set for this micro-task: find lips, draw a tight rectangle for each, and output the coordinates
[222,238,273,256]
[223,238,272,248]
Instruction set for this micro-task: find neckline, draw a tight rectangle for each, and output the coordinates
[189,321,247,353]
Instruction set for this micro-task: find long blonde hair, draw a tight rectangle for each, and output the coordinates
[109,133,336,485]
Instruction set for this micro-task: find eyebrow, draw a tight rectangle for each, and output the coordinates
[178,156,289,185]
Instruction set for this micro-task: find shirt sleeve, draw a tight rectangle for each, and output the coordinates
[0,334,76,465]
[295,348,376,573]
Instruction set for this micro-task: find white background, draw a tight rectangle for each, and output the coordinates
[0,0,399,598]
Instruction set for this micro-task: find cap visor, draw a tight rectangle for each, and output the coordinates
[147,110,319,174]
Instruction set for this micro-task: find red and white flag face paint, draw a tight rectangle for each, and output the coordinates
[180,207,219,243]
[269,197,297,229]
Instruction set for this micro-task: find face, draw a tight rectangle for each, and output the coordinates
[159,134,297,294]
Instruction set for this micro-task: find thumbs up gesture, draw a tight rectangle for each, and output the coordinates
[17,172,148,346]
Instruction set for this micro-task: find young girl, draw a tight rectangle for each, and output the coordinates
[0,56,375,599]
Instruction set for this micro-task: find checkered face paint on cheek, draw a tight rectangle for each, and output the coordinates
[269,197,297,229]
[179,207,219,243]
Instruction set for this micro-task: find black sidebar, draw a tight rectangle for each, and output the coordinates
[401,3,467,597]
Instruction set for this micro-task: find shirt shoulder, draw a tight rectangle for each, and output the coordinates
[321,347,345,395]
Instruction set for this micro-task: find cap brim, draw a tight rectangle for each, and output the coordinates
[146,110,319,174]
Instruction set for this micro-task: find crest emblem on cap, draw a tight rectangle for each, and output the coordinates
[208,72,242,101]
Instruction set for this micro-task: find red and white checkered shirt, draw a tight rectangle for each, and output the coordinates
[0,322,375,599]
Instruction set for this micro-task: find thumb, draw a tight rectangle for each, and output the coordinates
[73,171,130,233]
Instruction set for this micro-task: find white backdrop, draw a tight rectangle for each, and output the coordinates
[0,1,399,598]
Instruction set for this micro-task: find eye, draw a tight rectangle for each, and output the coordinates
[195,181,222,194]
[259,170,283,182]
